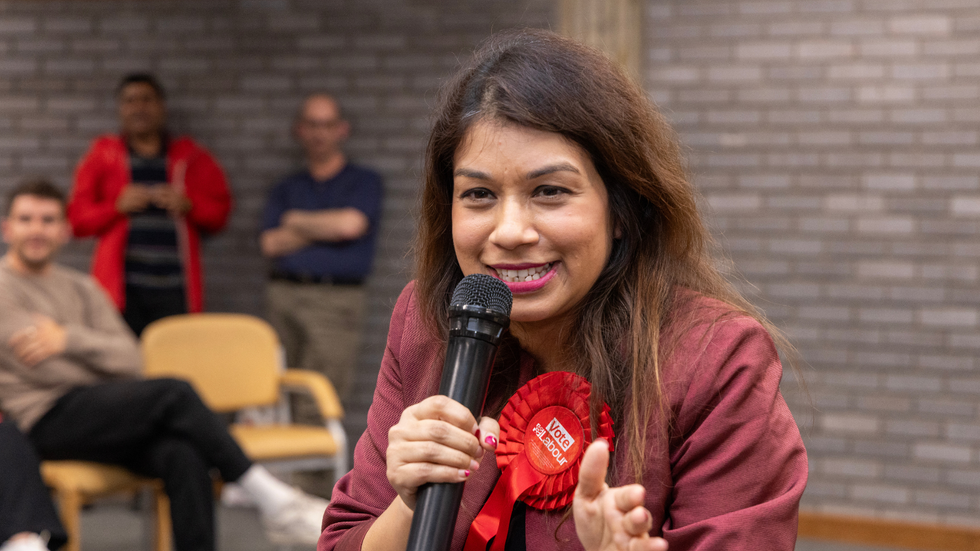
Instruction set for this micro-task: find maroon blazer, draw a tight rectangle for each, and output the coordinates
[319,282,807,551]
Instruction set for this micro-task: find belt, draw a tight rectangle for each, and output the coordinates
[269,270,363,286]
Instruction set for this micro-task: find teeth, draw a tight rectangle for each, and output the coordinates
[496,263,552,283]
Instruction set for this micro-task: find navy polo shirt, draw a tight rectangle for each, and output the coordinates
[262,164,383,281]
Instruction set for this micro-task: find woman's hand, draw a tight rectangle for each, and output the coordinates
[574,439,668,551]
[386,395,500,510]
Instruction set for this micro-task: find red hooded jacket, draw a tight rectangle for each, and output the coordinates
[67,135,232,313]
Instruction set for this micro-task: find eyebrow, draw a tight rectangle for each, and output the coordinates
[453,162,582,181]
[527,162,580,180]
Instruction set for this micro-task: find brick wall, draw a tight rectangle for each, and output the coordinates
[4,0,977,528]
[646,0,980,527]
[0,0,553,445]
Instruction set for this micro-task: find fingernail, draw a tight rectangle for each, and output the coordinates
[460,469,470,478]
[470,459,480,471]
[475,428,481,440]
[485,434,497,448]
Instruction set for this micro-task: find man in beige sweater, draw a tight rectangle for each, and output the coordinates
[0,180,326,551]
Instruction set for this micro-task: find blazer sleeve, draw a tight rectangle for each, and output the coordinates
[318,283,415,551]
[662,316,808,550]
[182,149,232,234]
[68,140,126,237]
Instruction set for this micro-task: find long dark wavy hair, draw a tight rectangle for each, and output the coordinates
[414,29,789,482]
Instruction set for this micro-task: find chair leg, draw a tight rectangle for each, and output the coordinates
[153,490,171,551]
[53,490,82,551]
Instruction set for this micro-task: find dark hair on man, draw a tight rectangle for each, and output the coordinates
[4,178,67,216]
[116,73,166,100]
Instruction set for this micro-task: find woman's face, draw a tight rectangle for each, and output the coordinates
[452,120,614,327]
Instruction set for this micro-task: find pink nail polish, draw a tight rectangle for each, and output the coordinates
[485,434,498,448]
[463,470,471,477]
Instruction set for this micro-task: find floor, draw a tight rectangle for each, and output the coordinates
[76,502,927,551]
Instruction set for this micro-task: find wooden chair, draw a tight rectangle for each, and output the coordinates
[140,313,349,482]
[40,460,170,551]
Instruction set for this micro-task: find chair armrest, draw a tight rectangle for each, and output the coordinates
[279,368,344,420]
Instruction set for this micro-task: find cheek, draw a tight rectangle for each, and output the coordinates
[451,209,481,264]
[452,213,498,272]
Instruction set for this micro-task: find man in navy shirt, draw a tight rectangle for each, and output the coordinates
[260,94,382,420]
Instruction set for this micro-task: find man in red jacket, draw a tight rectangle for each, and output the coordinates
[68,73,232,335]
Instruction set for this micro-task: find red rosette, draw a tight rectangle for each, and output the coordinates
[495,371,614,510]
[465,371,615,551]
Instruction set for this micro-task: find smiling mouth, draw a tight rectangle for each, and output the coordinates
[494,263,553,283]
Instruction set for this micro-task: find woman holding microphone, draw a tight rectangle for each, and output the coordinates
[320,29,807,551]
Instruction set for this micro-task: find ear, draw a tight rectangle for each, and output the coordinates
[614,223,622,239]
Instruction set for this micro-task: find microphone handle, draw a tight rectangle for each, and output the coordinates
[405,334,499,551]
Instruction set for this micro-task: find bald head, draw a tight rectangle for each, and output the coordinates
[301,94,341,120]
[295,94,349,164]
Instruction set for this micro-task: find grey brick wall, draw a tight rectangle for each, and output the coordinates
[0,0,553,447]
[647,0,980,527]
[4,0,976,529]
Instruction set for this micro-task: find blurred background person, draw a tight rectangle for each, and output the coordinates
[260,93,382,410]
[0,416,67,551]
[67,73,232,336]
[0,179,325,550]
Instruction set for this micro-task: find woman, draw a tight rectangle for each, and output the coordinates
[320,29,807,551]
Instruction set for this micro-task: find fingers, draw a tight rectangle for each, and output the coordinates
[613,485,646,516]
[413,395,478,430]
[390,419,480,468]
[621,502,653,536]
[8,320,65,367]
[8,325,36,347]
[477,416,500,454]
[10,334,49,367]
[386,395,485,506]
[575,438,610,501]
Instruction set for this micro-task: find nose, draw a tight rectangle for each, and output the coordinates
[489,198,538,250]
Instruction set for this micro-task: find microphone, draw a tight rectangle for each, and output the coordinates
[405,273,513,551]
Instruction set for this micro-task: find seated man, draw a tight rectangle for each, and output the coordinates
[0,179,326,551]
[0,417,67,551]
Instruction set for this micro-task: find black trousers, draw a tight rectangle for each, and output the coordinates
[123,284,188,336]
[28,379,253,551]
[0,420,68,550]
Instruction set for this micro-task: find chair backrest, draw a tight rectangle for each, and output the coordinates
[141,313,281,412]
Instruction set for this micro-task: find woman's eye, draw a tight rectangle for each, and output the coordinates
[536,185,569,198]
[460,187,494,201]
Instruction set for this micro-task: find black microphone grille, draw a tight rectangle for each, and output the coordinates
[450,274,513,316]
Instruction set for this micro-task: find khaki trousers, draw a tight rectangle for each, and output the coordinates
[266,280,367,407]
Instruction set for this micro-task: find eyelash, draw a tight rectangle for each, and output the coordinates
[459,188,493,201]
[458,185,570,200]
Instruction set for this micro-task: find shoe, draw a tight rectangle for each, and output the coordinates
[221,482,257,508]
[261,488,330,545]
[0,533,48,551]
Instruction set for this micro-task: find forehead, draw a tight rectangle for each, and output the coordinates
[455,120,590,165]
[302,97,339,119]
[8,195,66,218]
[119,82,162,101]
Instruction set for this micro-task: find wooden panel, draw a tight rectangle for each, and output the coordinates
[558,0,642,79]
[799,512,980,551]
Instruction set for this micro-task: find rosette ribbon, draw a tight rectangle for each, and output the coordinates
[464,371,614,551]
